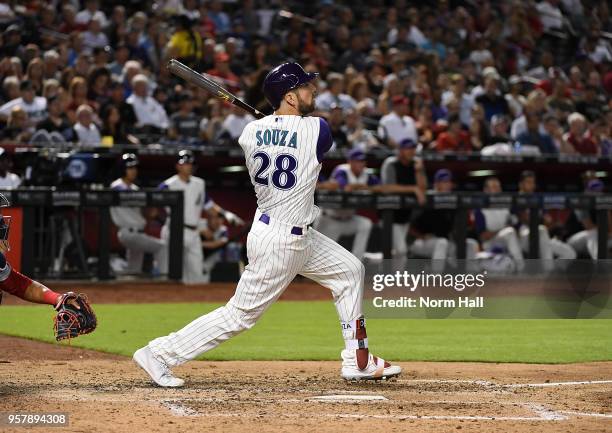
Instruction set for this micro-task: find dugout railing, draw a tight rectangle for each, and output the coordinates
[0,188,184,281]
[315,191,612,260]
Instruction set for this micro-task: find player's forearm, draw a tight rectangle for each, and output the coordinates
[22,280,61,305]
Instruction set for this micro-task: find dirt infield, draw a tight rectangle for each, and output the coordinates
[0,335,610,433]
[1,281,611,432]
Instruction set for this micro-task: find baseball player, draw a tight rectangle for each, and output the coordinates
[409,169,479,271]
[379,138,427,260]
[515,170,576,267]
[315,148,379,261]
[110,153,166,274]
[134,62,401,387]
[473,177,525,270]
[157,149,244,284]
[200,213,229,283]
[0,193,96,340]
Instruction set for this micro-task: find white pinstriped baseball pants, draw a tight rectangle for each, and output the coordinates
[149,211,365,367]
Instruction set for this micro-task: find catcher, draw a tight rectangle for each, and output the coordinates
[0,193,96,341]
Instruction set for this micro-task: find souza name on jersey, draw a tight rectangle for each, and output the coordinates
[255,128,298,148]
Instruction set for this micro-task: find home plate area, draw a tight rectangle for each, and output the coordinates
[1,357,611,433]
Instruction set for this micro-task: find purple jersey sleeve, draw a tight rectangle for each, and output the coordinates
[158,182,169,190]
[367,174,380,186]
[331,166,349,189]
[316,118,333,163]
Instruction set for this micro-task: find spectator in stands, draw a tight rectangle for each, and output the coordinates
[575,85,604,122]
[100,104,138,146]
[473,177,525,270]
[66,76,91,123]
[168,91,201,144]
[516,111,558,154]
[564,112,597,154]
[515,170,576,268]
[475,75,511,122]
[75,0,107,28]
[127,74,169,134]
[327,104,349,150]
[378,95,417,148]
[487,114,512,146]
[0,80,47,126]
[73,104,101,146]
[315,149,379,261]
[0,106,33,144]
[32,95,73,145]
[343,109,380,151]
[542,114,574,153]
[442,74,473,126]
[590,116,612,156]
[166,14,202,69]
[1,76,20,107]
[25,58,44,94]
[468,103,488,151]
[379,138,427,261]
[435,114,471,152]
[206,52,240,94]
[0,148,21,188]
[221,103,255,142]
[315,72,356,113]
[511,90,547,140]
[82,15,109,55]
[409,169,479,271]
[108,44,129,79]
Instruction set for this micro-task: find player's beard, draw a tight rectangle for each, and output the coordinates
[296,94,315,116]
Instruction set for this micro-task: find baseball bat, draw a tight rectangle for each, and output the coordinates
[167,59,265,119]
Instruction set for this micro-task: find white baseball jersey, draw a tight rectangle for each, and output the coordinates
[148,115,368,367]
[160,174,214,227]
[110,178,146,229]
[238,115,329,226]
[326,163,379,219]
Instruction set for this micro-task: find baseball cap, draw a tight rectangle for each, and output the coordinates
[586,179,604,192]
[434,169,452,182]
[347,148,366,161]
[177,149,195,165]
[122,153,139,168]
[399,138,417,149]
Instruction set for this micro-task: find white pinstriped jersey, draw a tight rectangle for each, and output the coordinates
[239,115,330,226]
[160,175,214,227]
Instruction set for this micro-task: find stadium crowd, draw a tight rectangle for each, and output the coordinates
[0,0,610,279]
[0,0,609,153]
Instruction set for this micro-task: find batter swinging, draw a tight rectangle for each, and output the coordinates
[133,62,401,387]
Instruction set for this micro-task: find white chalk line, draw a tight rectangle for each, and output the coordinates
[398,378,612,389]
[558,410,612,418]
[504,379,612,388]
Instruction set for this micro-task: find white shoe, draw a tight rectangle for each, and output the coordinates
[341,349,402,381]
[133,346,185,387]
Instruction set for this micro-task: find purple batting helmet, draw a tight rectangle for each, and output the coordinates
[263,62,318,110]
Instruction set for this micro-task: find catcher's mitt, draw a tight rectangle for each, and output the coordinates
[54,292,97,341]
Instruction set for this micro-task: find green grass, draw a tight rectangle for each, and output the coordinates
[0,301,610,363]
